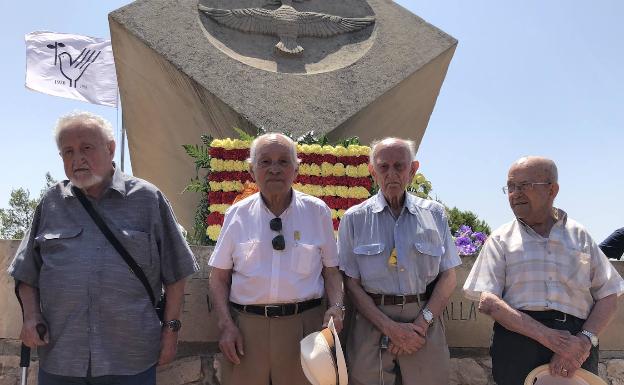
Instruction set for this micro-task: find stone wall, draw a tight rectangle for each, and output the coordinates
[1,240,623,384]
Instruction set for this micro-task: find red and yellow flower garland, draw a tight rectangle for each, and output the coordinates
[205,139,373,241]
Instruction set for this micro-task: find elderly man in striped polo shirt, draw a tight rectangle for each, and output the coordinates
[464,156,624,385]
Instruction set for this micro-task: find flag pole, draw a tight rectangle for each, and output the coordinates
[117,100,125,173]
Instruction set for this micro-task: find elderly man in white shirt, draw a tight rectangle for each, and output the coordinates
[464,156,624,385]
[208,133,345,385]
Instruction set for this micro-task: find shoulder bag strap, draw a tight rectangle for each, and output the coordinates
[72,186,156,306]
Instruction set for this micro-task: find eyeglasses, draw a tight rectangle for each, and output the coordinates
[270,217,285,250]
[502,182,552,194]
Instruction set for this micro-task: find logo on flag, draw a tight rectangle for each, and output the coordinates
[25,31,118,107]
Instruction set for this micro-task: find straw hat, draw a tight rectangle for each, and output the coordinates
[300,317,348,385]
[524,364,607,385]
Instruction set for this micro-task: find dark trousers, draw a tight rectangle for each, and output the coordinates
[38,365,156,385]
[490,311,598,385]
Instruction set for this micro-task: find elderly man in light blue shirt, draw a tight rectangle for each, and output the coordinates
[338,137,460,385]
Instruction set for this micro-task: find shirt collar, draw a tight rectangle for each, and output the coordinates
[517,207,568,236]
[257,188,297,218]
[61,162,126,199]
[371,190,418,215]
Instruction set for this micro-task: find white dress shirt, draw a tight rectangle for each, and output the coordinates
[463,209,624,319]
[209,190,339,304]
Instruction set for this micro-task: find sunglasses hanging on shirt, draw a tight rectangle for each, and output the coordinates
[270,217,285,250]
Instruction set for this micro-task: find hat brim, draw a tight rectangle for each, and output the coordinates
[524,364,606,385]
[327,317,348,385]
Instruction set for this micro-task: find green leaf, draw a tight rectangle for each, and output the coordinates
[233,127,254,141]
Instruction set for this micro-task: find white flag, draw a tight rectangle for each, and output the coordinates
[25,31,118,107]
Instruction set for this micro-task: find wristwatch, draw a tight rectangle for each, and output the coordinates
[421,307,434,325]
[580,330,598,347]
[163,319,182,332]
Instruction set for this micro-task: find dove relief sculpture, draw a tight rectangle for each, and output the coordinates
[198,0,375,55]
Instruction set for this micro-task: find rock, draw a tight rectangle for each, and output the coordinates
[599,362,608,383]
[449,358,460,385]
[607,359,624,385]
[456,358,488,385]
[157,356,202,385]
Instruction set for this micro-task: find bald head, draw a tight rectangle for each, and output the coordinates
[509,156,558,183]
[369,137,416,165]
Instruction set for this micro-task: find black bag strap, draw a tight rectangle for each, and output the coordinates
[72,186,156,306]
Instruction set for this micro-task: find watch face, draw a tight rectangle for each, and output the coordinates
[166,319,182,332]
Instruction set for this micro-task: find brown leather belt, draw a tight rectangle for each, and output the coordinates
[367,292,429,306]
[230,298,322,317]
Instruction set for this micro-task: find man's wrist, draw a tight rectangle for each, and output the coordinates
[162,319,182,332]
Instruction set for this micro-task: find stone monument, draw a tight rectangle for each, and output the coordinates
[109,0,457,231]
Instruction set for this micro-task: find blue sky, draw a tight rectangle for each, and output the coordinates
[1,1,622,242]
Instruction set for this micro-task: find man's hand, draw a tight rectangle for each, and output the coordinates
[542,330,590,363]
[322,306,344,333]
[384,321,425,355]
[20,314,48,348]
[158,328,179,366]
[549,335,590,379]
[219,323,245,365]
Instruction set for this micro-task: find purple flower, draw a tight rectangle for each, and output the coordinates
[474,232,487,243]
[458,225,472,237]
[455,236,472,247]
[458,243,477,256]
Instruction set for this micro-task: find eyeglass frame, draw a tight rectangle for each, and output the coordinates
[502,182,552,195]
[269,217,285,250]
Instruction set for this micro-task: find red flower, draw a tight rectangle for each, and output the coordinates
[206,212,225,226]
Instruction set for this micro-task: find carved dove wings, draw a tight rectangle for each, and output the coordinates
[198,4,375,55]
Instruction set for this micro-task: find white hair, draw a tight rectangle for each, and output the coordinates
[369,137,417,163]
[248,133,299,166]
[53,111,114,149]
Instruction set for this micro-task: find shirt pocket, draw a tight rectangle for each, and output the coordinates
[119,229,152,267]
[411,239,445,279]
[291,243,322,276]
[353,243,387,280]
[37,227,83,267]
[232,241,262,276]
[561,249,591,290]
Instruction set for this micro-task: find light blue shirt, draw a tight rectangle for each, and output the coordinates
[338,191,461,295]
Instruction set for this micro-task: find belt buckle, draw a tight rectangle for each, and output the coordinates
[555,312,567,322]
[264,305,281,317]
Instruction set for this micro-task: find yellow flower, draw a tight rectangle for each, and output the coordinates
[211,139,223,148]
[210,158,223,171]
[334,146,348,157]
[308,164,321,176]
[208,204,230,214]
[308,144,322,154]
[336,209,346,218]
[333,163,346,176]
[323,185,336,196]
[345,165,358,177]
[335,186,349,198]
[209,181,222,191]
[206,225,222,241]
[321,145,334,155]
[321,162,334,177]
[331,210,339,219]
[356,164,369,177]
[349,186,370,199]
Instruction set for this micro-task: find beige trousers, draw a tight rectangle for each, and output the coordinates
[220,305,325,385]
[347,302,450,385]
